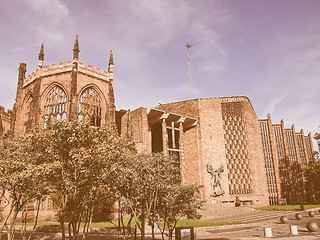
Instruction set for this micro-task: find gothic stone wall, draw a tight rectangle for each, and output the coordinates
[0,106,12,135]
[13,69,113,136]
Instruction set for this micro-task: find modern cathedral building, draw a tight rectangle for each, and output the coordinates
[0,37,315,210]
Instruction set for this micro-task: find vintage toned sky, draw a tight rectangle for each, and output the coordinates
[0,0,319,147]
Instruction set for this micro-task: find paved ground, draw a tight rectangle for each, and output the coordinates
[195,207,320,240]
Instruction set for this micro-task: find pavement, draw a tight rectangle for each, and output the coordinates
[194,207,320,240]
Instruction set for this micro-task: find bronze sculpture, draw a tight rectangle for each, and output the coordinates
[207,162,225,197]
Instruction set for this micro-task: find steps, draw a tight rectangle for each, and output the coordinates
[199,204,300,224]
[216,210,297,223]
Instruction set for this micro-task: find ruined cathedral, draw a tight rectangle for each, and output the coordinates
[0,36,315,208]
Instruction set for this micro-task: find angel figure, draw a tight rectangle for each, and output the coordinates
[207,162,225,197]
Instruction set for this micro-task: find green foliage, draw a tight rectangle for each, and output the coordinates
[0,133,50,240]
[29,121,135,239]
[304,159,320,202]
[302,131,320,203]
[1,121,135,240]
[0,121,203,240]
[115,153,204,240]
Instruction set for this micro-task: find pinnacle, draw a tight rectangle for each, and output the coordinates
[109,50,114,66]
[73,35,80,60]
[39,43,44,61]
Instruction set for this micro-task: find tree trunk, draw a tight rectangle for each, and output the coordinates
[141,212,145,240]
[0,203,14,239]
[72,221,78,240]
[7,207,20,240]
[151,222,155,240]
[121,213,126,237]
[27,199,41,240]
[59,220,66,240]
[127,216,133,239]
[68,222,72,240]
[21,206,28,240]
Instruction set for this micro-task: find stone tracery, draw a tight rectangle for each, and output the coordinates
[43,85,68,122]
[78,87,102,127]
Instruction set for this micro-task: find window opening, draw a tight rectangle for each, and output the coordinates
[78,87,102,127]
[167,122,180,150]
[167,122,181,161]
[44,86,68,126]
[151,123,163,153]
[24,96,33,134]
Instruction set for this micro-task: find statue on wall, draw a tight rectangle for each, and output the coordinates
[207,162,225,197]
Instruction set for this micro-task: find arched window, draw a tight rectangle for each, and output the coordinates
[78,87,102,127]
[44,86,68,123]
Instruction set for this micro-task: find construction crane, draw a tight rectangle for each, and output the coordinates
[186,42,193,99]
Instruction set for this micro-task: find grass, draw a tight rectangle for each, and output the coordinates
[22,205,320,229]
[256,204,320,211]
[84,219,241,228]
[174,219,242,227]
[22,221,60,227]
[21,221,119,228]
[19,218,241,229]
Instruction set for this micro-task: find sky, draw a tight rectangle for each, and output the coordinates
[0,0,319,149]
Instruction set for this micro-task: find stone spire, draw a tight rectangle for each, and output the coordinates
[73,35,80,60]
[107,49,115,124]
[109,50,114,66]
[108,50,114,74]
[18,62,27,81]
[38,43,44,68]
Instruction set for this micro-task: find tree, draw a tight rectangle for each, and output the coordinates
[155,184,203,240]
[304,131,320,203]
[115,153,204,240]
[0,134,50,240]
[1,122,204,240]
[18,120,135,240]
[303,131,320,203]
[304,159,320,202]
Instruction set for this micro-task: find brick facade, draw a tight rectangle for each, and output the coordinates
[259,117,314,205]
[156,97,269,206]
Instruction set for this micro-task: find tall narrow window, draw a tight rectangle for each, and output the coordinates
[167,122,181,160]
[24,96,33,133]
[78,87,102,127]
[167,122,180,150]
[44,86,68,123]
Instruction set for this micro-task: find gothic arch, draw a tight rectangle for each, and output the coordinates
[22,92,33,133]
[78,84,106,127]
[22,91,33,107]
[41,83,69,124]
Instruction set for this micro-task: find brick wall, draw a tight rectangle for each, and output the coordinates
[127,107,152,154]
[159,98,269,206]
